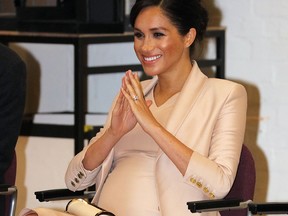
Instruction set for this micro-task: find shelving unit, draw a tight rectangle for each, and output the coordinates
[0,27,225,155]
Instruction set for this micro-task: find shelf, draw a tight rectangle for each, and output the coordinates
[21,113,105,139]
[0,27,225,154]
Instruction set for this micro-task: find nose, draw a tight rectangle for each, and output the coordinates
[141,38,154,52]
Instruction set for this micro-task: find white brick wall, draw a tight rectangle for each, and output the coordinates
[213,0,288,203]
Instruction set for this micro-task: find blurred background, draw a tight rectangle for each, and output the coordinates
[1,0,288,215]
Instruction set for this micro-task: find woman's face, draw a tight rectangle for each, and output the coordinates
[133,6,192,77]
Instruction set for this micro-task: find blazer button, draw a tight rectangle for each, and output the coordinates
[78,172,84,179]
[71,181,75,187]
[209,192,215,199]
[190,178,196,184]
[74,178,79,183]
[196,182,202,188]
[203,187,209,193]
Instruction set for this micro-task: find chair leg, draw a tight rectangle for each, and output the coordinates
[10,186,18,216]
[2,186,17,216]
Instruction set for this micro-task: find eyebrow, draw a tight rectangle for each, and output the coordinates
[134,27,168,32]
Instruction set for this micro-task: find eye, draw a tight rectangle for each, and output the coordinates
[153,32,165,38]
[134,31,144,39]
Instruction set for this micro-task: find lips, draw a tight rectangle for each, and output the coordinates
[143,55,161,62]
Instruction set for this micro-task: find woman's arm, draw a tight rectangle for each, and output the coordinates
[65,76,142,190]
[121,71,193,175]
[121,71,247,183]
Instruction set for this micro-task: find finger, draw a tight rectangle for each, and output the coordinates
[124,75,138,101]
[128,71,141,89]
[146,99,153,107]
[121,76,127,91]
[121,87,134,105]
[132,71,140,84]
[119,77,132,108]
[127,71,143,98]
[114,89,124,112]
[121,76,133,102]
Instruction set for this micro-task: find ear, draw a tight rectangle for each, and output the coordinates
[184,28,197,47]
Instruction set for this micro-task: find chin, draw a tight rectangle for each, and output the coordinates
[141,66,161,77]
[143,70,159,77]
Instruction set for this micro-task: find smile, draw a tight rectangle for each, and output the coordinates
[143,55,161,62]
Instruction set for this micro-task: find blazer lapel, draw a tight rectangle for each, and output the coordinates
[143,76,158,96]
[165,61,208,135]
[142,61,208,135]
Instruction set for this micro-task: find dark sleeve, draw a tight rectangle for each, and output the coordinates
[0,46,26,183]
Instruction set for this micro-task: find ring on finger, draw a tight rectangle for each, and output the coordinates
[132,95,139,101]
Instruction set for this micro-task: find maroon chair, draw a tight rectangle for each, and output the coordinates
[221,144,256,216]
[187,144,256,216]
[0,150,18,216]
[4,151,17,187]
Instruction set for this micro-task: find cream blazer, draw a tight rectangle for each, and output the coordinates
[65,61,247,216]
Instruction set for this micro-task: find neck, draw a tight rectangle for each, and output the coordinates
[156,62,192,94]
[154,63,193,106]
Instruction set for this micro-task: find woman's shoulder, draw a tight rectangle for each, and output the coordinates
[208,77,244,88]
[206,77,247,96]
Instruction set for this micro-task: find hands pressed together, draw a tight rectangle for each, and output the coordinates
[110,70,157,138]
[84,70,191,174]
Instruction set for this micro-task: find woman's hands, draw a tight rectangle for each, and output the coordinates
[109,73,137,138]
[109,70,157,138]
[106,70,192,175]
[83,70,160,170]
[121,70,159,133]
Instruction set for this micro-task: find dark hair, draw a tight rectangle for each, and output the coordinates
[130,0,208,54]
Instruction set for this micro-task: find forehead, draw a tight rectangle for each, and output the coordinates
[134,6,174,30]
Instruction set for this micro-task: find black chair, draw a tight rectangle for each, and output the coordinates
[248,202,288,215]
[189,200,288,215]
[0,43,26,216]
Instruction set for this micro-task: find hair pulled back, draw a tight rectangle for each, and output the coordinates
[130,0,208,54]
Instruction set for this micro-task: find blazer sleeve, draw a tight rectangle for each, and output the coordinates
[65,95,117,191]
[65,78,156,191]
[183,83,247,199]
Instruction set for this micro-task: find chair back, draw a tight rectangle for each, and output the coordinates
[4,151,17,185]
[1,150,17,216]
[220,145,256,216]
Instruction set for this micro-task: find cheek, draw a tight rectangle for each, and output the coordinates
[160,40,182,57]
[133,42,137,53]
[133,41,137,51]
[134,43,142,60]
[134,39,143,52]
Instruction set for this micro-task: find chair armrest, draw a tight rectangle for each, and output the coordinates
[187,199,250,213]
[35,188,95,202]
[249,202,288,215]
[0,184,10,192]
[0,184,17,195]
[0,184,17,216]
